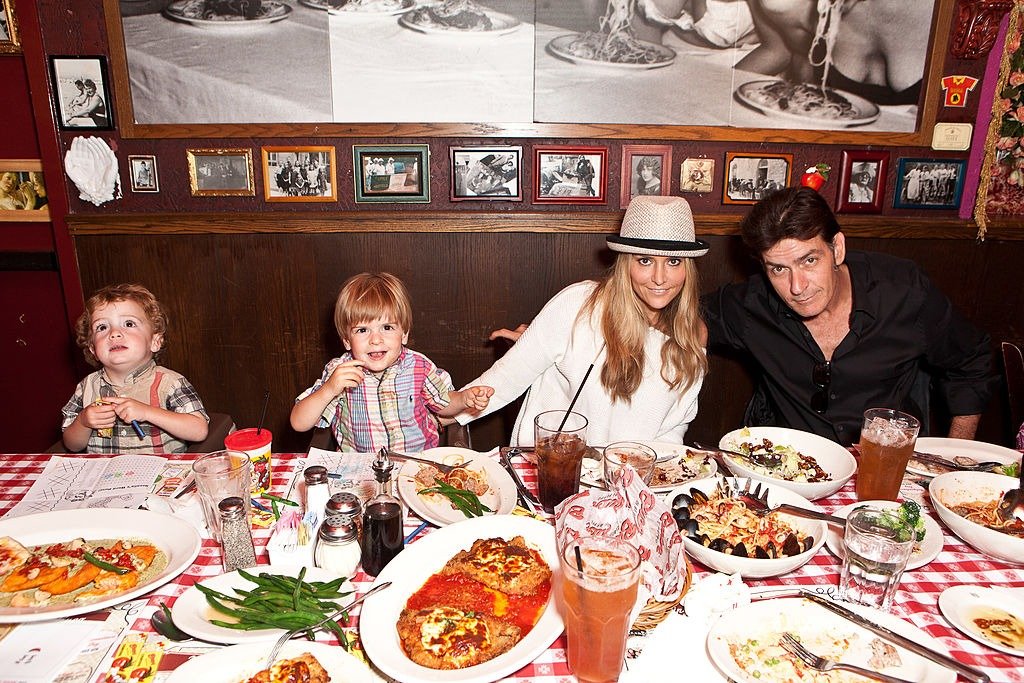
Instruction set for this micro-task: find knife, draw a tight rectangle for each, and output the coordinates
[500,447,541,510]
[801,592,990,683]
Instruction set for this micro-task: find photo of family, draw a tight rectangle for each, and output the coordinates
[49,56,113,130]
[186,148,254,197]
[262,146,336,202]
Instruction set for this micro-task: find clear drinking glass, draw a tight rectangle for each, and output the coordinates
[603,441,657,487]
[192,450,252,541]
[856,408,920,501]
[534,410,588,513]
[838,506,916,611]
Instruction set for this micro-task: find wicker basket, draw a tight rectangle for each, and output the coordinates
[630,552,692,632]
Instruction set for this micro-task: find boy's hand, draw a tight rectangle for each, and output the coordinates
[81,399,117,430]
[325,359,366,395]
[462,386,494,413]
[103,396,150,425]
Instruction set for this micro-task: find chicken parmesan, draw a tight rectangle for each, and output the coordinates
[398,535,551,670]
[241,653,329,683]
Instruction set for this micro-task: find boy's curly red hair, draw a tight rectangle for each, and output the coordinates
[74,284,168,367]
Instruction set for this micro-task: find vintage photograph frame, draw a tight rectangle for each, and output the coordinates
[262,146,337,202]
[0,0,21,54]
[533,146,607,204]
[836,150,888,214]
[723,152,793,205]
[679,158,715,194]
[893,157,967,210]
[186,148,254,197]
[621,144,672,206]
[49,56,115,131]
[0,160,50,222]
[353,145,429,204]
[127,155,159,193]
[102,0,955,145]
[450,146,523,201]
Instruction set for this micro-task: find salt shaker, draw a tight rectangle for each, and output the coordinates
[304,465,330,525]
[314,515,361,577]
[218,496,256,572]
[326,492,362,539]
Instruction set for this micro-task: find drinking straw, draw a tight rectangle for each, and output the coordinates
[256,390,270,436]
[573,544,585,579]
[557,363,595,432]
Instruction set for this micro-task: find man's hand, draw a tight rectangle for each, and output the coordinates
[325,359,366,395]
[489,323,529,344]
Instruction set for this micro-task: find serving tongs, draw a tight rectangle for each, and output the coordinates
[911,450,1003,472]
[500,447,541,512]
[692,441,783,469]
[996,453,1024,522]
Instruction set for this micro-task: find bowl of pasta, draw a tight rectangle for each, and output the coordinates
[719,427,857,501]
[929,470,1024,565]
[668,477,827,578]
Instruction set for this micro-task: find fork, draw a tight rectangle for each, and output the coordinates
[780,632,914,683]
[263,581,391,667]
[729,479,846,526]
[386,449,461,474]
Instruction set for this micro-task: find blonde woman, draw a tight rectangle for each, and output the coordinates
[457,196,709,446]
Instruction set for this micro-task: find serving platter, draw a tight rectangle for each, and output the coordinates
[707,597,955,682]
[163,0,292,28]
[0,509,201,623]
[938,585,1024,657]
[360,514,562,683]
[547,34,675,69]
[171,564,346,644]
[824,500,944,571]
[735,79,880,128]
[907,437,1021,477]
[166,640,384,682]
[397,447,516,526]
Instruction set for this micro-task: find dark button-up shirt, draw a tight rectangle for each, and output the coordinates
[704,250,996,445]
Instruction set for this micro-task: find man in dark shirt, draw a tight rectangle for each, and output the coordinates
[703,187,996,445]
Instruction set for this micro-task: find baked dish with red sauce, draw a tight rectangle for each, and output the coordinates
[397,535,551,670]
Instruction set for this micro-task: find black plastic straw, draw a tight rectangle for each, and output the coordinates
[558,363,594,432]
[573,544,585,579]
[256,390,270,435]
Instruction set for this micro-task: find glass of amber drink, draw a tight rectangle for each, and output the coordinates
[856,408,920,501]
[559,536,641,683]
[534,410,589,513]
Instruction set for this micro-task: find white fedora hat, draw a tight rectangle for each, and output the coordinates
[608,196,710,258]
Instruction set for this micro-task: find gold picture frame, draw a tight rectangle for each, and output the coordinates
[0,159,50,222]
[262,146,337,202]
[0,0,21,54]
[186,148,254,197]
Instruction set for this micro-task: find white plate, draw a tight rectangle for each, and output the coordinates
[166,640,384,682]
[399,6,521,36]
[360,514,562,683]
[172,564,347,644]
[938,585,1024,657]
[397,447,516,527]
[580,442,716,492]
[299,0,415,14]
[547,33,675,70]
[908,437,1021,477]
[824,500,944,571]
[0,509,200,623]
[735,79,881,128]
[163,0,292,28]
[707,597,955,682]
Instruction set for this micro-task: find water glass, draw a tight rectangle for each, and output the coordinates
[838,506,916,611]
[603,441,657,487]
[193,450,252,541]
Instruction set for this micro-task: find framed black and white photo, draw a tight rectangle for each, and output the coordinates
[450,146,522,201]
[836,150,888,214]
[680,158,715,194]
[533,146,606,204]
[128,155,159,193]
[263,146,337,202]
[723,152,793,205]
[49,56,114,131]
[186,148,254,197]
[621,145,672,206]
[0,0,20,54]
[893,158,966,210]
[353,145,429,204]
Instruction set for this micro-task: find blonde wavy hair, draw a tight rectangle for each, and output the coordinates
[580,254,707,402]
[75,283,168,367]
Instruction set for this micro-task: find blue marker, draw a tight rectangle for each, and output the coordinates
[131,420,145,439]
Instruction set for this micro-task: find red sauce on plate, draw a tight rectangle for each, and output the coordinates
[405,571,549,633]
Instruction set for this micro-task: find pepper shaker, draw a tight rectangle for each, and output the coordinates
[326,491,362,540]
[218,496,257,572]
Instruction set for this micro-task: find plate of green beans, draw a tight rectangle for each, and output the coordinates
[170,565,354,644]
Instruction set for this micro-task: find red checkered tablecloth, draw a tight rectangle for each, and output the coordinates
[1,452,1022,682]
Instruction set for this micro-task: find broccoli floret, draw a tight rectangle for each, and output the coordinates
[874,501,925,543]
[999,462,1020,478]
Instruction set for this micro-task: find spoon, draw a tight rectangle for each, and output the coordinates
[151,602,192,642]
[693,441,783,469]
[996,454,1024,522]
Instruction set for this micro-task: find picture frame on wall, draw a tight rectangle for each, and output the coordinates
[450,146,522,201]
[49,56,114,131]
[127,155,159,193]
[679,157,715,194]
[0,0,21,54]
[836,150,888,214]
[263,145,337,202]
[621,144,672,206]
[0,159,49,222]
[353,144,429,204]
[533,146,606,204]
[723,151,793,205]
[893,158,967,210]
[186,148,254,197]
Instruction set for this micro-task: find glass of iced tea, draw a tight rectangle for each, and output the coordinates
[856,408,920,501]
[534,410,588,513]
[560,536,642,683]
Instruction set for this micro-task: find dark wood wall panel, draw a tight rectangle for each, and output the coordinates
[68,231,1024,453]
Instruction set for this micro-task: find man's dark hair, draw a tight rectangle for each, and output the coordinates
[739,187,841,255]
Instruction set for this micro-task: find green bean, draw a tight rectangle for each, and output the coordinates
[83,550,131,575]
[418,480,494,517]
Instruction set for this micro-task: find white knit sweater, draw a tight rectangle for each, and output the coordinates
[457,281,705,446]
